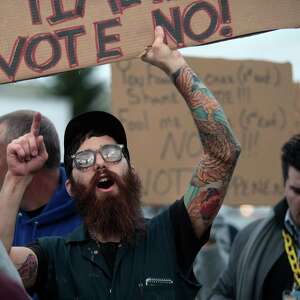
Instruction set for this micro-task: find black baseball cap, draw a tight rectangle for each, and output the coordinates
[63,111,129,177]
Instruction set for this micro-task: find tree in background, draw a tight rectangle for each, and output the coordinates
[46,67,110,117]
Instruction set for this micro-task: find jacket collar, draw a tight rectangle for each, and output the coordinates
[64,223,147,246]
[273,198,288,226]
[65,224,88,243]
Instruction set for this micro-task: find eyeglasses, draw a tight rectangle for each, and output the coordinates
[71,144,124,169]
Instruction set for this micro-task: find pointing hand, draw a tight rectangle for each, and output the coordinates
[6,112,49,176]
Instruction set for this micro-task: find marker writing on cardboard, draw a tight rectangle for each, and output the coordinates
[107,0,141,15]
[219,0,233,37]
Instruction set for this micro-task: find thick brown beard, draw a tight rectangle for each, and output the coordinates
[69,167,144,243]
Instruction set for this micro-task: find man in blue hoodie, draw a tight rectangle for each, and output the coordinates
[0,110,82,246]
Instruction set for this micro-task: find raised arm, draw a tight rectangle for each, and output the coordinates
[141,27,241,237]
[0,112,48,287]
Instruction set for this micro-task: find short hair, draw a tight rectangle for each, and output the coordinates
[281,134,300,184]
[0,110,60,169]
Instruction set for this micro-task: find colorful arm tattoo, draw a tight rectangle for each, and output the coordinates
[17,253,38,287]
[172,65,241,228]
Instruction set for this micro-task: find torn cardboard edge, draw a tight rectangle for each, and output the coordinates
[0,0,300,83]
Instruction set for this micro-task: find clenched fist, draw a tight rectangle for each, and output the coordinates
[140,26,186,76]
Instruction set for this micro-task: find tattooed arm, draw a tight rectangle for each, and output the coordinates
[10,247,38,288]
[0,172,39,288]
[0,173,39,288]
[0,112,47,287]
[173,65,240,236]
[141,26,241,237]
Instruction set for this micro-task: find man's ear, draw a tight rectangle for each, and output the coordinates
[65,179,73,197]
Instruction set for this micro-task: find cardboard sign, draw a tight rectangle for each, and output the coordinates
[1,0,300,84]
[112,58,299,206]
[295,83,300,131]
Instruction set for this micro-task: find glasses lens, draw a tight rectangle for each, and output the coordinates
[74,150,95,168]
[101,144,123,162]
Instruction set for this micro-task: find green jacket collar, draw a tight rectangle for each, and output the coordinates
[65,224,89,243]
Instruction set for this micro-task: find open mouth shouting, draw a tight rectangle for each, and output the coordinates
[97,177,114,191]
[94,171,119,193]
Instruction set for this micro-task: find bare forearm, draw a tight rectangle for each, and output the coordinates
[0,172,32,252]
[172,65,241,234]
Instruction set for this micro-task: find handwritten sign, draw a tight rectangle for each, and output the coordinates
[295,84,300,131]
[112,58,299,206]
[1,0,300,83]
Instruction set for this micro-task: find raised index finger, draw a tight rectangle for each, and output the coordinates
[152,26,164,47]
[30,112,41,137]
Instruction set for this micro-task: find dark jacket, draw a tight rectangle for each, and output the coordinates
[34,204,203,300]
[209,199,293,300]
[13,166,82,246]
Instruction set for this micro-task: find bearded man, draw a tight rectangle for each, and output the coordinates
[0,26,240,299]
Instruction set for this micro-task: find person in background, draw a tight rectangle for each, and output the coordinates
[0,110,81,245]
[209,134,300,300]
[0,272,30,300]
[0,26,240,299]
[0,239,29,299]
[194,215,238,300]
[0,239,23,286]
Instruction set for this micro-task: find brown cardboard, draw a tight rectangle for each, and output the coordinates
[112,57,299,206]
[295,83,300,132]
[1,0,300,84]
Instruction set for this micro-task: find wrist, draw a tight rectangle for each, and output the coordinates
[4,171,33,188]
[0,172,33,209]
[165,52,187,76]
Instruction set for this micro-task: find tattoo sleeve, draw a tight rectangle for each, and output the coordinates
[17,253,38,288]
[172,65,241,229]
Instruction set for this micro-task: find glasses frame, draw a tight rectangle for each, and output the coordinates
[71,144,124,170]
